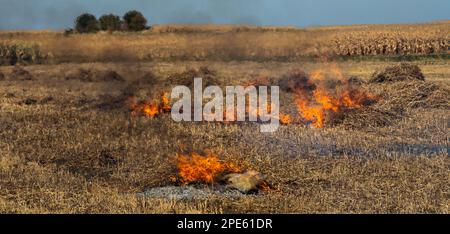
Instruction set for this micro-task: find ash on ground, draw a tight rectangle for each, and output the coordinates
[137,185,256,201]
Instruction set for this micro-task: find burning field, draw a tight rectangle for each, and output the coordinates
[0,55,449,213]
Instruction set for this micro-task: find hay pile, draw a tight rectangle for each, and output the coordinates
[99,70,125,82]
[333,104,405,129]
[338,63,449,129]
[377,81,449,109]
[9,66,33,80]
[278,70,312,92]
[347,76,365,86]
[65,68,124,82]
[277,70,386,128]
[65,68,91,82]
[242,76,276,87]
[136,71,160,86]
[165,66,221,88]
[278,70,366,93]
[369,63,425,83]
[122,71,161,98]
[368,63,448,109]
[122,66,222,106]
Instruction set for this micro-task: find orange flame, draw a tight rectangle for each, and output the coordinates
[159,92,172,113]
[294,67,377,128]
[278,113,292,125]
[176,152,241,184]
[128,92,171,118]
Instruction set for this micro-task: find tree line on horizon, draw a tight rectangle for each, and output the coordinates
[72,10,149,34]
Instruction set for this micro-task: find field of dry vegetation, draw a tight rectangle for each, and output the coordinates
[1,21,448,64]
[0,23,449,213]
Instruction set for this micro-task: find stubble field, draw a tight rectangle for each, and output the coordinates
[0,24,449,213]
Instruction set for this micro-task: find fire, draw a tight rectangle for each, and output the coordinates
[125,69,373,128]
[176,152,241,184]
[141,103,159,117]
[294,67,377,128]
[296,98,326,128]
[203,101,291,125]
[278,113,292,125]
[128,92,171,118]
[159,92,172,113]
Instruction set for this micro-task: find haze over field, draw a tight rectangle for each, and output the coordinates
[0,0,449,30]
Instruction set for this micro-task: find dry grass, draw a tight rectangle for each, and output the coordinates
[0,22,448,64]
[334,63,450,129]
[0,23,449,213]
[0,42,45,65]
[331,23,449,56]
[0,58,448,213]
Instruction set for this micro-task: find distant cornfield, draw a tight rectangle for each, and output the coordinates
[0,22,448,63]
[333,32,449,56]
[0,42,46,65]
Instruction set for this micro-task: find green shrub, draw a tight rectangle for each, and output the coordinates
[75,13,99,33]
[123,10,148,31]
[99,14,122,31]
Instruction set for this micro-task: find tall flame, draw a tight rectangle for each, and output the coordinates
[176,152,241,184]
[294,66,377,128]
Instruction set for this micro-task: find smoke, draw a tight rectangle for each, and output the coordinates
[0,0,87,30]
[0,0,264,29]
[0,0,448,30]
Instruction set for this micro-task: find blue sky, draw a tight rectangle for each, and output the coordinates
[0,0,448,29]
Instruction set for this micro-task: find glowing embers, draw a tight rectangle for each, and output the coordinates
[127,92,171,118]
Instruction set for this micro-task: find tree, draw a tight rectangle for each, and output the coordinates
[123,10,148,31]
[99,14,122,31]
[75,13,99,33]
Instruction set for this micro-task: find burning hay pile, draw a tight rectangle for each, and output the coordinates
[276,63,448,129]
[122,63,446,130]
[141,151,271,200]
[124,66,221,118]
[279,67,379,128]
[173,152,268,194]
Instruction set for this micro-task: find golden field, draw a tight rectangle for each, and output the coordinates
[0,23,449,213]
[1,21,448,64]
